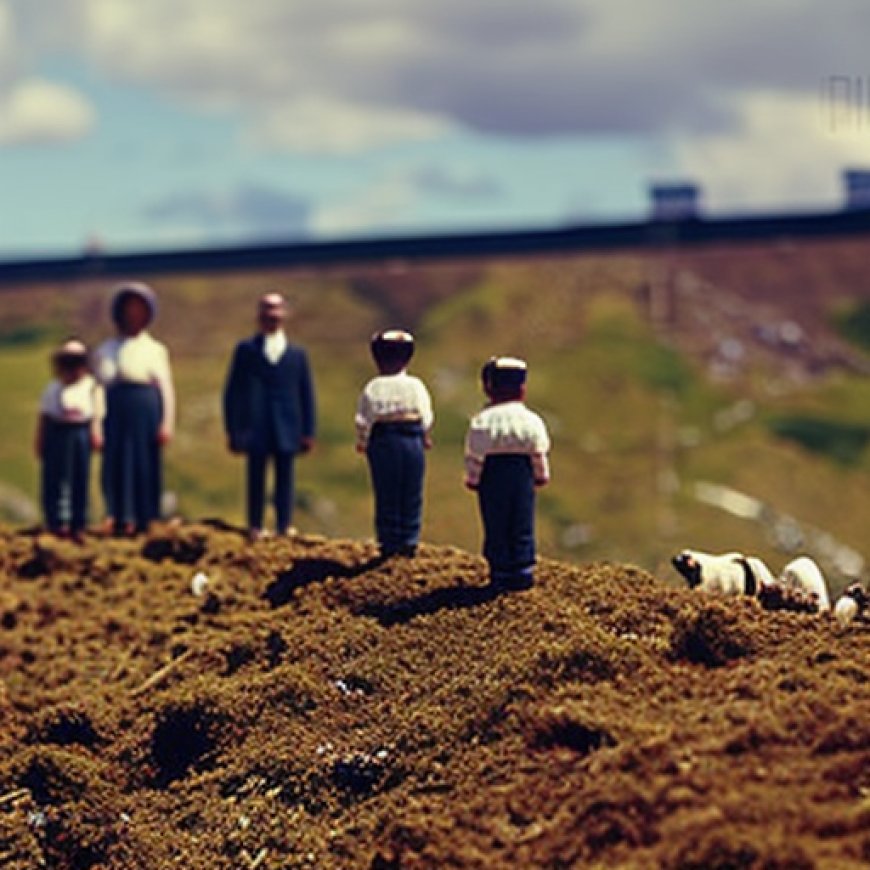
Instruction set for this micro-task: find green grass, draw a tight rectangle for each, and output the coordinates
[833,299,870,352]
[766,415,870,466]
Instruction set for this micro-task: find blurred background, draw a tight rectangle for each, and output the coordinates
[1,1,869,588]
[2,238,869,591]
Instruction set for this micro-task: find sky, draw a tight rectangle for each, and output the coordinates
[2,0,870,256]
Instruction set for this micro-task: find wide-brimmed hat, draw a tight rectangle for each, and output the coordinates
[111,282,157,328]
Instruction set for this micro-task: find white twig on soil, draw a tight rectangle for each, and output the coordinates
[0,788,29,807]
[129,649,193,697]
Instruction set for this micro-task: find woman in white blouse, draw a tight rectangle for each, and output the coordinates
[95,282,175,535]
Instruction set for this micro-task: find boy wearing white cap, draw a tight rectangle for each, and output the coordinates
[35,339,105,540]
[355,330,433,558]
[464,357,550,589]
[95,282,175,535]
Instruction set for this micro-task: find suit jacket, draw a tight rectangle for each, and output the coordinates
[223,335,316,454]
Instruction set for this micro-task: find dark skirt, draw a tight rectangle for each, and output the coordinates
[41,420,91,532]
[102,382,162,530]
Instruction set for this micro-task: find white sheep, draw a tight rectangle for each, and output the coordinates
[779,556,831,612]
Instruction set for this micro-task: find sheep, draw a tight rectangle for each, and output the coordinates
[671,549,772,597]
[779,556,831,612]
[674,549,838,617]
[834,583,869,628]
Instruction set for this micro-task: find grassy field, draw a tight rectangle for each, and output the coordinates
[2,241,870,586]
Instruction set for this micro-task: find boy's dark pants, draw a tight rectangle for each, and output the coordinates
[42,420,91,533]
[477,454,536,586]
[366,422,425,555]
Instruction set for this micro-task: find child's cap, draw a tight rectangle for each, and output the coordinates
[111,281,157,328]
[371,329,415,370]
[481,356,528,392]
[52,338,89,368]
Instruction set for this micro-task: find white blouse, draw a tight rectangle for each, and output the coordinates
[39,374,105,423]
[95,332,176,433]
[355,371,434,449]
[464,401,551,486]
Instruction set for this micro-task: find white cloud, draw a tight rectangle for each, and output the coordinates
[31,0,868,142]
[143,184,311,239]
[0,1,20,82]
[0,78,95,145]
[308,160,503,235]
[248,96,454,153]
[310,173,418,236]
[670,89,870,213]
[6,0,870,158]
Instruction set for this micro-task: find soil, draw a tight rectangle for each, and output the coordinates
[0,522,869,869]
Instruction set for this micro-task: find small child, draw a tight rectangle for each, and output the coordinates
[355,330,434,558]
[464,357,550,590]
[34,339,105,540]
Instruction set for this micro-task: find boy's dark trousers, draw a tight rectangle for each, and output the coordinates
[477,454,536,587]
[42,419,91,533]
[366,422,425,555]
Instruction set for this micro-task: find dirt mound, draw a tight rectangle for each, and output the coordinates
[0,523,869,868]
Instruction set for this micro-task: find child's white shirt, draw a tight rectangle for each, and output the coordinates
[40,374,105,423]
[355,371,433,449]
[464,401,550,486]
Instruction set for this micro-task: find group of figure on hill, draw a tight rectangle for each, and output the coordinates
[35,282,552,590]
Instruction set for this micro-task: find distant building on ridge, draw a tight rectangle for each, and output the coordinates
[649,182,702,221]
[843,170,870,210]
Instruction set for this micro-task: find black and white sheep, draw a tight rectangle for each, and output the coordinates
[673,549,833,615]
[834,583,869,628]
[671,549,773,597]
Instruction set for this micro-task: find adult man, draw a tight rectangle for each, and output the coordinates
[223,292,316,540]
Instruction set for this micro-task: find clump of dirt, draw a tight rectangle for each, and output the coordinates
[669,599,757,666]
[0,523,868,868]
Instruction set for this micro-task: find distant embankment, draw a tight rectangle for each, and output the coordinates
[3,208,870,283]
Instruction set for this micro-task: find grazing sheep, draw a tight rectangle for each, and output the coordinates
[779,556,831,612]
[834,583,869,628]
[671,549,772,597]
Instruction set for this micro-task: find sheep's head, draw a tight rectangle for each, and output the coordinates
[672,552,702,589]
[844,583,870,613]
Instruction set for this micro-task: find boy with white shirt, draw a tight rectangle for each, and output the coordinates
[35,339,105,540]
[356,330,433,558]
[465,357,550,590]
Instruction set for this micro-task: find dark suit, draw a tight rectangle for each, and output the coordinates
[223,335,316,531]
